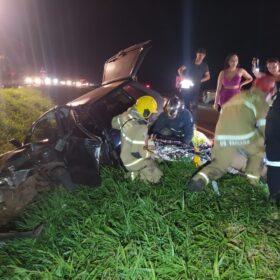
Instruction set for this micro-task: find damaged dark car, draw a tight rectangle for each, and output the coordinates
[0,41,165,226]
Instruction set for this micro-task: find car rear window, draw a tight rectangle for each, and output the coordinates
[90,88,135,128]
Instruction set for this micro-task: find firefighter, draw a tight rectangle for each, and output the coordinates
[265,76,280,206]
[149,95,194,145]
[187,75,276,191]
[112,96,163,183]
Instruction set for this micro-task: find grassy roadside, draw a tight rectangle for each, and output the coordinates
[0,162,279,279]
[0,88,279,279]
[0,87,54,154]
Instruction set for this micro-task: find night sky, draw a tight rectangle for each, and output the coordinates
[1,0,279,92]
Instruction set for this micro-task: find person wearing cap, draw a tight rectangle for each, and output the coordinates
[149,96,194,145]
[178,48,210,121]
[186,75,276,192]
[111,96,163,183]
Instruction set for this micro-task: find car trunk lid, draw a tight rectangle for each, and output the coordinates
[102,40,152,85]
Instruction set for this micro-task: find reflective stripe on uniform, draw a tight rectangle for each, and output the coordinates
[265,159,280,167]
[117,117,122,128]
[244,101,257,117]
[246,174,259,180]
[216,131,256,141]
[125,158,145,167]
[256,118,266,127]
[223,99,257,117]
[131,172,136,180]
[124,151,150,168]
[119,115,146,145]
[197,171,210,185]
[121,131,146,145]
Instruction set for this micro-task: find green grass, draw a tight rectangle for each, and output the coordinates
[0,162,279,279]
[0,89,279,279]
[0,87,54,153]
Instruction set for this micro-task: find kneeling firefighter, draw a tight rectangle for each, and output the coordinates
[187,75,276,191]
[112,96,163,183]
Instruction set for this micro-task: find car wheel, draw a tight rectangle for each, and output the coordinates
[50,167,77,192]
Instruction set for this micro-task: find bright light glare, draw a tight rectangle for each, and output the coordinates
[24,77,33,84]
[44,77,52,85]
[60,80,66,85]
[52,78,59,85]
[76,81,82,87]
[180,79,194,89]
[66,80,72,86]
[34,77,42,85]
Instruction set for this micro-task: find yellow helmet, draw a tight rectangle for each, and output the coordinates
[134,96,158,118]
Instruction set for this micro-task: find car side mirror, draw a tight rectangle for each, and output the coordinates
[9,138,22,148]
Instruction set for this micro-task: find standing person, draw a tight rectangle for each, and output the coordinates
[214,54,253,111]
[252,58,280,94]
[149,96,194,145]
[178,48,210,121]
[187,76,275,191]
[265,74,280,206]
[111,96,163,183]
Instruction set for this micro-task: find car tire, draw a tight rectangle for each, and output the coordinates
[50,167,77,192]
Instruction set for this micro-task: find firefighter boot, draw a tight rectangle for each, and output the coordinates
[270,192,280,208]
[187,178,206,192]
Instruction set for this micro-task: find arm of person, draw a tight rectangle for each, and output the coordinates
[255,101,269,138]
[251,58,264,78]
[111,115,120,129]
[148,113,165,135]
[201,71,210,83]
[239,68,253,88]
[132,125,153,158]
[178,65,187,78]
[213,71,223,111]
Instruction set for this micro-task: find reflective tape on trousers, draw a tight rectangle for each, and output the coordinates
[198,171,210,185]
[124,151,150,168]
[246,174,259,180]
[125,157,145,168]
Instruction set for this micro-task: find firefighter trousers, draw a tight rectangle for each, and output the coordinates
[127,159,163,184]
[192,140,264,185]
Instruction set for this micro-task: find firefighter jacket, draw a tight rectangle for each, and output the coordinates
[111,108,152,170]
[215,89,269,147]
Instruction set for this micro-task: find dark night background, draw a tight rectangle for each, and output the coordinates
[0,0,279,92]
